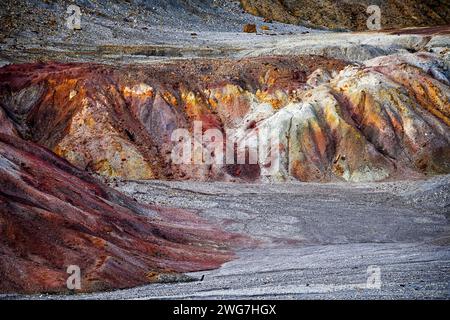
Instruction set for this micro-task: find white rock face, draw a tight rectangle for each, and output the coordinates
[225,52,450,182]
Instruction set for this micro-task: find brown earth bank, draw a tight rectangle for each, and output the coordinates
[0,132,245,294]
[387,25,450,36]
[0,53,449,183]
[240,0,450,31]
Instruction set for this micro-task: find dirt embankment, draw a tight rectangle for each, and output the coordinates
[0,52,449,183]
[240,0,450,31]
[0,132,245,294]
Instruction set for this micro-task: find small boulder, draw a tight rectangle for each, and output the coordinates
[243,24,257,33]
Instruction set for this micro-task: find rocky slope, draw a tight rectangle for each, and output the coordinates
[0,52,449,182]
[6,176,450,299]
[240,0,450,31]
[2,0,449,68]
[0,131,243,294]
[0,0,309,51]
[0,0,449,298]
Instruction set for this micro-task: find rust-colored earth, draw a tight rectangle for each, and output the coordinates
[0,56,346,181]
[0,132,245,294]
[0,53,448,183]
[240,0,450,31]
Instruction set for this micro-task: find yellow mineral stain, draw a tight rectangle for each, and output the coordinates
[123,83,154,98]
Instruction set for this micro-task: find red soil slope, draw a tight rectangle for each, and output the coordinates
[0,132,243,294]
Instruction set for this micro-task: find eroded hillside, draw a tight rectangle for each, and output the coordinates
[0,52,449,182]
[240,0,450,31]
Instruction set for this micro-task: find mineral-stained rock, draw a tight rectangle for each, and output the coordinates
[0,133,243,294]
[243,24,257,33]
[0,53,449,182]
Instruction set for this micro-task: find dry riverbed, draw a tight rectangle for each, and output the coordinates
[4,175,449,299]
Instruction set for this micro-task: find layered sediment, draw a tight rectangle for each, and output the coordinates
[0,52,449,182]
[240,0,450,31]
[0,132,242,294]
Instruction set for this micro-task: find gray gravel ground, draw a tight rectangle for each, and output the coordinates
[1,0,449,301]
[1,0,449,65]
[4,175,449,299]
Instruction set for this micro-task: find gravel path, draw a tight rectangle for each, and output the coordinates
[5,175,449,299]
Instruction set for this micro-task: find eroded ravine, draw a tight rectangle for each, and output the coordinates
[0,133,251,294]
[0,52,449,183]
